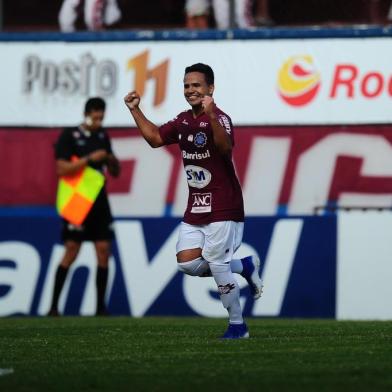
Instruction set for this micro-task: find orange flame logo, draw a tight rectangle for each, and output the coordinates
[277,55,321,107]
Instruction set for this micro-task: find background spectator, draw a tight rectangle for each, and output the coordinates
[2,0,392,31]
[385,0,392,23]
[185,0,209,29]
[212,0,254,29]
[254,0,273,26]
[59,0,122,32]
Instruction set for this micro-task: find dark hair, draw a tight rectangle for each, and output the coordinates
[185,63,214,85]
[84,97,106,114]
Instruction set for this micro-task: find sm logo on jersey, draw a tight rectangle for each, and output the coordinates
[185,165,212,189]
[191,192,212,213]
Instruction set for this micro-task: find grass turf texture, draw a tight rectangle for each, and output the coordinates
[0,318,391,391]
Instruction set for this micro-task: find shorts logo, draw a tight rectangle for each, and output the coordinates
[185,165,211,188]
[191,192,212,213]
[218,283,236,295]
[194,132,207,148]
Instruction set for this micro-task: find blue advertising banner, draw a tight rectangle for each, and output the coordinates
[0,215,336,318]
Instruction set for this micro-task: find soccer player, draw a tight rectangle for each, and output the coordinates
[124,63,263,339]
[48,97,120,316]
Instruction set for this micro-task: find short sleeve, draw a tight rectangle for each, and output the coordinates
[159,119,179,145]
[218,114,233,135]
[54,129,74,160]
[218,113,235,146]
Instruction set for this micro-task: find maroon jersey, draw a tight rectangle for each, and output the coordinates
[159,107,244,225]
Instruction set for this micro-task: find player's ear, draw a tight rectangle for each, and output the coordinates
[208,85,214,96]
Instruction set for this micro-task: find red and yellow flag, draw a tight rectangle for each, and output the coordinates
[56,162,105,226]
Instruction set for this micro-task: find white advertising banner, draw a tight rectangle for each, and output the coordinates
[1,38,392,126]
[337,211,392,320]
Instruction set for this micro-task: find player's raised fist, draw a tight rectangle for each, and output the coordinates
[124,91,140,110]
[201,95,215,116]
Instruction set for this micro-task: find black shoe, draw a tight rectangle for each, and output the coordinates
[96,308,110,316]
[47,308,60,317]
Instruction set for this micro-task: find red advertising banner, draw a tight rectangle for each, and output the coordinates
[1,126,392,215]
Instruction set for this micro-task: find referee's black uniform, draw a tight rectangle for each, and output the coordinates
[48,110,119,317]
[55,126,115,242]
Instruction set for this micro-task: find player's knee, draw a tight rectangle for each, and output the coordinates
[177,258,200,276]
[209,261,230,274]
[177,257,208,276]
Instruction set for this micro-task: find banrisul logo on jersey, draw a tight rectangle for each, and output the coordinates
[277,55,321,107]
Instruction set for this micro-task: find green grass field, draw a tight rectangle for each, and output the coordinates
[0,317,391,391]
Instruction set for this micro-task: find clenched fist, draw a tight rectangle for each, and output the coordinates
[124,91,140,110]
[201,95,216,116]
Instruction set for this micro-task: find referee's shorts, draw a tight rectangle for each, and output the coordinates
[61,190,114,242]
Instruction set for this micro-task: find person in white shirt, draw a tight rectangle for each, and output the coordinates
[185,0,254,29]
[212,0,254,28]
[59,0,121,32]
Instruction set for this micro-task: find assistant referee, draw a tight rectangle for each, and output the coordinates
[48,97,120,316]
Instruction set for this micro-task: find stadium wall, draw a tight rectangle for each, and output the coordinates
[1,28,392,126]
[2,126,392,214]
[1,28,392,319]
[1,213,392,320]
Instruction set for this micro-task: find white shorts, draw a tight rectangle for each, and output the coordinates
[176,221,244,263]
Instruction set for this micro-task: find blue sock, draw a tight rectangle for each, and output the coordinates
[240,256,255,278]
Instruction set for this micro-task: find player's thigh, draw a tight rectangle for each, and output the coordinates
[233,222,244,253]
[202,221,242,263]
[176,222,204,261]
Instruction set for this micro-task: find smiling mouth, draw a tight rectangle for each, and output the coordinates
[187,94,202,100]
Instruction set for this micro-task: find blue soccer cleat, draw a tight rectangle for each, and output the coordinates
[221,323,250,339]
[241,255,263,300]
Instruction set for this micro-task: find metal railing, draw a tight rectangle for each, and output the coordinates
[314,205,392,215]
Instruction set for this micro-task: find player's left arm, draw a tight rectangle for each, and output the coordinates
[202,96,232,155]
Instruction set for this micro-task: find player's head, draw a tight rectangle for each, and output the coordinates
[184,63,215,107]
[84,97,106,131]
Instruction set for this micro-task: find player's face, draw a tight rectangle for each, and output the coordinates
[85,110,104,131]
[184,72,214,107]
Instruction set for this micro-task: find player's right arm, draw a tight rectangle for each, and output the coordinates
[124,91,164,148]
